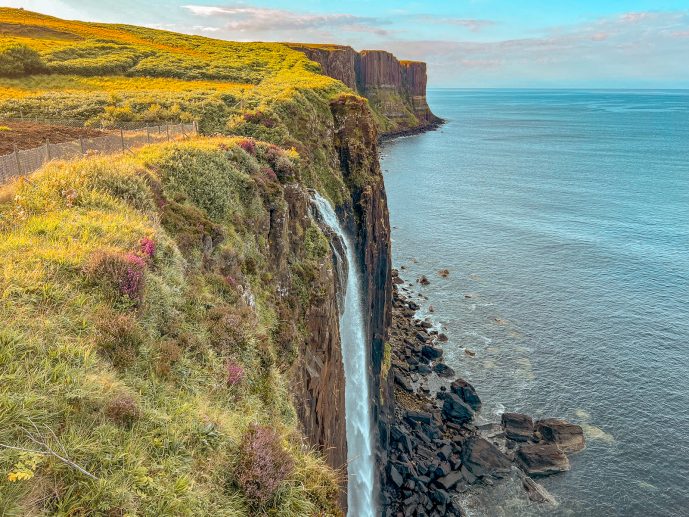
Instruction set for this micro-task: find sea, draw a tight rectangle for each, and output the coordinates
[381,89,689,516]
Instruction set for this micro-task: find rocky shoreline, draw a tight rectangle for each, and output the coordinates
[379,118,445,144]
[380,269,585,517]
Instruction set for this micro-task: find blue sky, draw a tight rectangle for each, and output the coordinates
[5,0,689,87]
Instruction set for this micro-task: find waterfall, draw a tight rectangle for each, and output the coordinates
[311,193,375,516]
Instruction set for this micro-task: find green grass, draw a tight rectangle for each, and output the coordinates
[0,139,343,516]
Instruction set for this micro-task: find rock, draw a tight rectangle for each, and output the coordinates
[416,332,430,343]
[437,269,450,278]
[435,470,462,490]
[394,373,414,392]
[522,474,559,505]
[516,443,570,476]
[464,348,476,357]
[417,363,432,375]
[433,363,455,378]
[442,393,474,425]
[450,379,482,411]
[418,275,430,286]
[428,305,435,313]
[408,300,420,310]
[405,410,432,425]
[389,464,404,487]
[501,412,534,442]
[460,464,477,484]
[430,488,451,505]
[437,333,449,342]
[535,418,585,453]
[461,437,512,478]
[421,345,443,360]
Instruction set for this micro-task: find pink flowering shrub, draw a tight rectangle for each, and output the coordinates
[139,236,156,259]
[85,249,146,301]
[226,361,244,386]
[236,425,294,504]
[238,139,256,155]
[260,167,278,182]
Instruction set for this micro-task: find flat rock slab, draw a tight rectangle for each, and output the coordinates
[535,418,585,453]
[502,412,534,442]
[516,443,570,476]
[461,436,512,478]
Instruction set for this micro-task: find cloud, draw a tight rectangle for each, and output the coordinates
[182,4,388,35]
[436,18,496,33]
[382,10,689,86]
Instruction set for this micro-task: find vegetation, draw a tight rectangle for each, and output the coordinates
[0,7,393,515]
[0,139,343,515]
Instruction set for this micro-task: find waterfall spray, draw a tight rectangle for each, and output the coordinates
[312,193,375,516]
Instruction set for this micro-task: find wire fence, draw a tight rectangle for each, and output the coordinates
[0,121,197,185]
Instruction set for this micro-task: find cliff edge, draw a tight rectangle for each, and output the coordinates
[287,44,441,136]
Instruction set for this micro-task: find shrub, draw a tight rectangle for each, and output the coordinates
[96,313,144,368]
[207,305,255,352]
[140,236,156,259]
[105,395,141,426]
[153,339,182,378]
[0,43,45,77]
[236,425,294,504]
[226,360,245,386]
[85,249,146,301]
[238,138,256,155]
[0,125,10,131]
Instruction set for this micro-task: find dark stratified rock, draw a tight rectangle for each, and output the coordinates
[461,436,512,478]
[535,418,585,453]
[417,364,432,375]
[389,464,404,487]
[421,345,443,360]
[416,331,430,343]
[450,379,482,412]
[433,363,455,378]
[405,410,432,426]
[501,412,534,442]
[516,443,570,476]
[442,393,474,425]
[521,474,558,505]
[394,372,414,392]
[437,333,449,342]
[435,470,463,490]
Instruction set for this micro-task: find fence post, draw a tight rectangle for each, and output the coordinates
[146,126,151,144]
[13,144,21,176]
[45,138,51,160]
[120,128,125,153]
[80,136,85,155]
[166,124,170,142]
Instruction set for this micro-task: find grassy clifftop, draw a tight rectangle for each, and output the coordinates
[0,8,392,516]
[0,137,344,516]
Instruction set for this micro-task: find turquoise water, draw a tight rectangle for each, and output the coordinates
[381,90,689,516]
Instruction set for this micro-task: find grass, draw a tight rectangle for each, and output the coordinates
[0,139,343,516]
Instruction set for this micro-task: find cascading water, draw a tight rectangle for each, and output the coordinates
[311,193,375,516]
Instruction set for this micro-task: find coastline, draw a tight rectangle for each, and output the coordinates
[379,268,586,516]
[379,118,446,144]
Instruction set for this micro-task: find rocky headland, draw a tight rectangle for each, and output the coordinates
[380,269,586,516]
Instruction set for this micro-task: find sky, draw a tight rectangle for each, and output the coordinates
[4,0,689,88]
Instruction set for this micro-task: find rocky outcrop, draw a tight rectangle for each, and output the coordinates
[535,418,585,453]
[289,44,441,136]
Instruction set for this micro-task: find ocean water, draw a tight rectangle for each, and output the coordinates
[381,89,689,516]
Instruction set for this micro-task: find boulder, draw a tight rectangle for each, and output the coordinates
[441,393,474,425]
[389,464,404,487]
[435,470,462,490]
[450,379,482,411]
[437,333,449,342]
[501,412,533,442]
[516,443,570,476]
[394,373,414,392]
[461,437,512,478]
[405,410,432,426]
[421,345,443,360]
[535,418,585,453]
[433,363,455,378]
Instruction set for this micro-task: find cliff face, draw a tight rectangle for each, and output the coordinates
[288,44,440,136]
